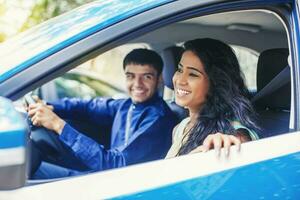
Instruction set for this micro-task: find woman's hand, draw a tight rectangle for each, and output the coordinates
[189,133,241,157]
[27,102,65,134]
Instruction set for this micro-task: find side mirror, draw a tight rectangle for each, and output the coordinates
[0,97,27,190]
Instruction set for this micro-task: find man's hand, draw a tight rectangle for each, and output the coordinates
[27,102,65,134]
[189,133,241,157]
[24,95,53,111]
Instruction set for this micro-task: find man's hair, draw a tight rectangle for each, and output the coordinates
[123,48,163,76]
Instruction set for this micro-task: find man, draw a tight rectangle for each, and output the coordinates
[28,49,178,178]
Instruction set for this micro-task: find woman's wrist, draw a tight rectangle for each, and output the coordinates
[236,129,252,142]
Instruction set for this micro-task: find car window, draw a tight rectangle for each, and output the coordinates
[55,76,97,99]
[231,45,259,91]
[55,73,122,99]
[43,43,150,101]
[74,43,150,91]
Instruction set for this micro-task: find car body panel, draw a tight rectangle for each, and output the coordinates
[0,99,25,148]
[290,0,300,130]
[1,132,300,199]
[0,97,27,190]
[114,153,300,200]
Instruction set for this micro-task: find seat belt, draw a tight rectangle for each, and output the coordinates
[251,66,290,103]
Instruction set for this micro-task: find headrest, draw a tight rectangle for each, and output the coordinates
[161,46,184,89]
[256,48,290,110]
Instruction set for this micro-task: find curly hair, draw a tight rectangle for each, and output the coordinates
[177,38,259,155]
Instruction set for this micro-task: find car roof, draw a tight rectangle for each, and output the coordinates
[0,0,174,83]
[133,10,287,53]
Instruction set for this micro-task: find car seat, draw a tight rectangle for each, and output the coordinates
[252,48,290,138]
[161,46,188,121]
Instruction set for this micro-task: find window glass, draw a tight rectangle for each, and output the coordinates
[47,43,149,100]
[231,45,259,91]
[74,43,150,91]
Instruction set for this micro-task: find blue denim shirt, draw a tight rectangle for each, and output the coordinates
[49,94,177,171]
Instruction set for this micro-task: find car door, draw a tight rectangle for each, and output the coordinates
[0,0,300,199]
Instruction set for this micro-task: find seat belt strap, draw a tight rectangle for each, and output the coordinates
[251,66,290,103]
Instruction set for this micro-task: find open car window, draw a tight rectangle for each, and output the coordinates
[40,43,149,101]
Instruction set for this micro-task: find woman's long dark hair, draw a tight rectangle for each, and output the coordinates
[177,38,260,155]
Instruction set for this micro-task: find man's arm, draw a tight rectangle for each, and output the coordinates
[59,123,126,170]
[48,98,119,125]
[59,116,175,171]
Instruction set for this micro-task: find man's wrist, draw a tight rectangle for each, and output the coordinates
[54,119,66,135]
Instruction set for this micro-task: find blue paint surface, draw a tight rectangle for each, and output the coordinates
[0,130,25,148]
[0,97,27,148]
[112,152,300,199]
[0,0,172,83]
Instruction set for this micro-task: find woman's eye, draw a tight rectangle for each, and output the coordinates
[176,68,183,73]
[189,73,199,77]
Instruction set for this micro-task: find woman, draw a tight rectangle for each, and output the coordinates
[166,38,260,158]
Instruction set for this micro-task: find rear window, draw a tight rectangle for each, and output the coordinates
[231,45,259,91]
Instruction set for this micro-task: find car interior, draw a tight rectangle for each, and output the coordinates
[26,8,291,179]
[138,9,290,138]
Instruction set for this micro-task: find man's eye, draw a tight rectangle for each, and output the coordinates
[144,75,153,80]
[126,74,134,79]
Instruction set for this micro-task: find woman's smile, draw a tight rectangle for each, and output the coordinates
[176,88,191,97]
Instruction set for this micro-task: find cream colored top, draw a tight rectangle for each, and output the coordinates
[165,117,259,159]
[165,117,191,158]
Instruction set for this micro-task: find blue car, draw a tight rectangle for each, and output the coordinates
[0,0,300,199]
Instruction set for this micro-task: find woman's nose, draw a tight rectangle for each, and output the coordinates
[175,73,188,86]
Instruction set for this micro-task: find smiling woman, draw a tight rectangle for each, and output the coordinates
[166,38,260,158]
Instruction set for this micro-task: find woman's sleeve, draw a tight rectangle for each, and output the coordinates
[231,121,260,140]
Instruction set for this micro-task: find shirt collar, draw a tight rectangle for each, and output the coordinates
[130,93,160,108]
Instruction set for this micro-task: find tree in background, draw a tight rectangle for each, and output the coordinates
[20,0,94,31]
[0,2,6,42]
[0,0,93,42]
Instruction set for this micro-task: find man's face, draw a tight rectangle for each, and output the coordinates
[125,64,160,103]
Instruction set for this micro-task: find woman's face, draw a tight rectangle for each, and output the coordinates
[173,50,210,113]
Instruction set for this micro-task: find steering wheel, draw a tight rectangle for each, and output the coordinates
[25,95,89,171]
[24,95,63,155]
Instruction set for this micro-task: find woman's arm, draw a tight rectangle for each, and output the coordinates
[236,128,252,143]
